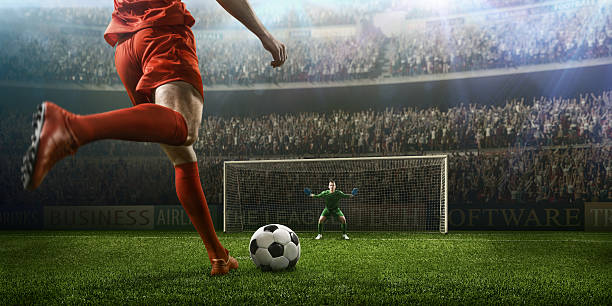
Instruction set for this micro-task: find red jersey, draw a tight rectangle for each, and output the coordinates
[104,0,195,46]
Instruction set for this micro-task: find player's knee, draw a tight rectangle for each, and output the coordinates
[179,114,200,146]
[155,81,202,146]
[160,143,197,165]
[183,127,198,146]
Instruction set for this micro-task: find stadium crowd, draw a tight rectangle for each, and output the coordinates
[6,0,549,30]
[0,30,384,86]
[0,31,118,86]
[390,0,550,19]
[1,1,611,86]
[3,145,609,206]
[450,146,612,205]
[195,92,611,156]
[8,3,366,30]
[390,4,612,75]
[2,91,610,206]
[197,32,384,86]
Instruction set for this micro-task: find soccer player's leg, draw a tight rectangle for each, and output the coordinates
[21,94,188,192]
[146,27,236,275]
[337,210,349,240]
[20,28,192,191]
[156,81,236,276]
[316,209,329,239]
[162,144,237,276]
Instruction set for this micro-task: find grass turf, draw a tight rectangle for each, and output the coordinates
[0,231,610,305]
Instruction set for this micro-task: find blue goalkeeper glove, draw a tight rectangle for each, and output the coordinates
[304,188,312,195]
[351,188,358,196]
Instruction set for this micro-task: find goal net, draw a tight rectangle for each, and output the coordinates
[223,155,447,233]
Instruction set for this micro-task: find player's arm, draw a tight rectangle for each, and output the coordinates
[338,191,351,198]
[215,0,286,67]
[339,188,359,198]
[303,188,320,197]
[312,191,327,198]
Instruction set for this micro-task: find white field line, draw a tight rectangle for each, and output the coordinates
[0,235,610,243]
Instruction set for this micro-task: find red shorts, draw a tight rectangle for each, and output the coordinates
[114,25,204,105]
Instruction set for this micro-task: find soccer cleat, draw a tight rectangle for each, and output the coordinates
[315,234,322,240]
[210,255,239,276]
[21,102,79,191]
[342,234,350,240]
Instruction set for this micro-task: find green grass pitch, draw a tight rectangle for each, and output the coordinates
[1,231,610,305]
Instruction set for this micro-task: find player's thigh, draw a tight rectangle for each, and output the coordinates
[134,25,204,145]
[160,143,197,165]
[332,209,345,222]
[115,36,150,105]
[320,208,331,221]
[154,81,203,145]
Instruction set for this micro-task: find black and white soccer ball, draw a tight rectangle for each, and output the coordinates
[249,224,301,271]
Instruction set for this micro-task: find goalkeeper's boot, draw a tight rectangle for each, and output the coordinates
[22,102,79,191]
[315,234,322,240]
[342,234,350,240]
[211,255,239,276]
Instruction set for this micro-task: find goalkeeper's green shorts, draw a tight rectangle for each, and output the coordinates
[321,207,344,219]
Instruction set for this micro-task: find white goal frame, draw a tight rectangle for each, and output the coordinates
[224,155,448,234]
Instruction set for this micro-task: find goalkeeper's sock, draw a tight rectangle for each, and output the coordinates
[66,103,188,146]
[341,223,347,235]
[175,162,227,264]
[318,223,323,235]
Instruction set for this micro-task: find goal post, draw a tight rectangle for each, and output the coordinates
[223,155,448,234]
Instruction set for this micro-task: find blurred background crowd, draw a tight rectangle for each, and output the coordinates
[194,92,611,156]
[0,0,610,208]
[1,0,611,86]
[389,4,612,76]
[6,0,553,29]
[2,91,610,206]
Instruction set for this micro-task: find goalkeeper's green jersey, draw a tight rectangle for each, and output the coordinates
[313,190,351,210]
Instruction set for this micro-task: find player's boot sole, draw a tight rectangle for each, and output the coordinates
[21,103,45,190]
[21,102,78,191]
[210,255,239,276]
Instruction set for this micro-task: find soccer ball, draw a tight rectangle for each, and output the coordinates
[249,224,301,271]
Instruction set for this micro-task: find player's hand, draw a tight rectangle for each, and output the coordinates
[304,188,311,196]
[351,188,358,196]
[259,34,286,68]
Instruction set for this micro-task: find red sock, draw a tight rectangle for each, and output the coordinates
[66,103,188,146]
[175,162,227,263]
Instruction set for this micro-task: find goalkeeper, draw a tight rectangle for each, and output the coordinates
[305,180,357,240]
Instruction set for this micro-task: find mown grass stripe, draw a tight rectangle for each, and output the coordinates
[1,234,610,243]
[0,231,609,304]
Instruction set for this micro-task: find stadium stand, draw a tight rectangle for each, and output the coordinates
[2,91,610,206]
[1,0,610,86]
[0,2,610,207]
